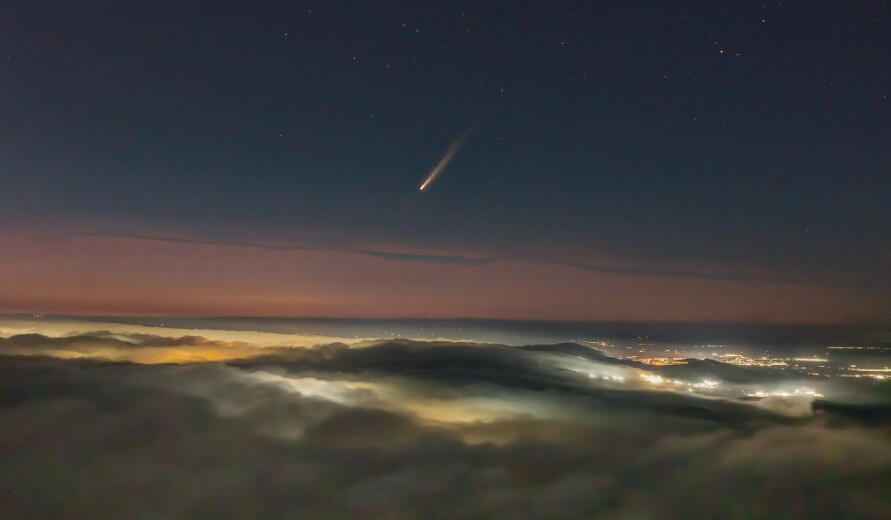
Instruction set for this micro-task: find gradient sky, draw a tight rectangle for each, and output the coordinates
[1,1,889,322]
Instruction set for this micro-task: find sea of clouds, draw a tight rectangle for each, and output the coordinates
[0,319,889,519]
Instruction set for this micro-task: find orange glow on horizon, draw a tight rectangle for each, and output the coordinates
[0,229,883,323]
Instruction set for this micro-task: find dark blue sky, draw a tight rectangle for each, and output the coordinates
[1,1,889,320]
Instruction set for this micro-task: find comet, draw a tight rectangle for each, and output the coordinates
[419,133,467,191]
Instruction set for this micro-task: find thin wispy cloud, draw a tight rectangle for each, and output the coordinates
[76,231,827,285]
[75,231,494,266]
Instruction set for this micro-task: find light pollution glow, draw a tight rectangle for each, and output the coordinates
[0,317,836,417]
[5,318,890,518]
[419,133,467,191]
[0,228,882,322]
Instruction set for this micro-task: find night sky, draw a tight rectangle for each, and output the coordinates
[1,1,889,321]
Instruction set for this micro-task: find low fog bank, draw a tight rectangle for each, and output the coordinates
[1,330,890,518]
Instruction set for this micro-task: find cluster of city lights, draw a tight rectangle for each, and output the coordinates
[576,342,890,403]
[745,388,824,398]
[719,353,788,367]
[639,374,720,390]
[634,357,689,366]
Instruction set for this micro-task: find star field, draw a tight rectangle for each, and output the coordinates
[0,1,888,320]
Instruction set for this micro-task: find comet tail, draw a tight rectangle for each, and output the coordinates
[419,134,466,191]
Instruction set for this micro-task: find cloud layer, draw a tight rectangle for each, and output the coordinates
[1,326,890,519]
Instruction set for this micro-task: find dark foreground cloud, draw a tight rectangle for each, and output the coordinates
[0,334,890,519]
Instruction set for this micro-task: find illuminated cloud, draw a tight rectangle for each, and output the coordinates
[1,320,889,518]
